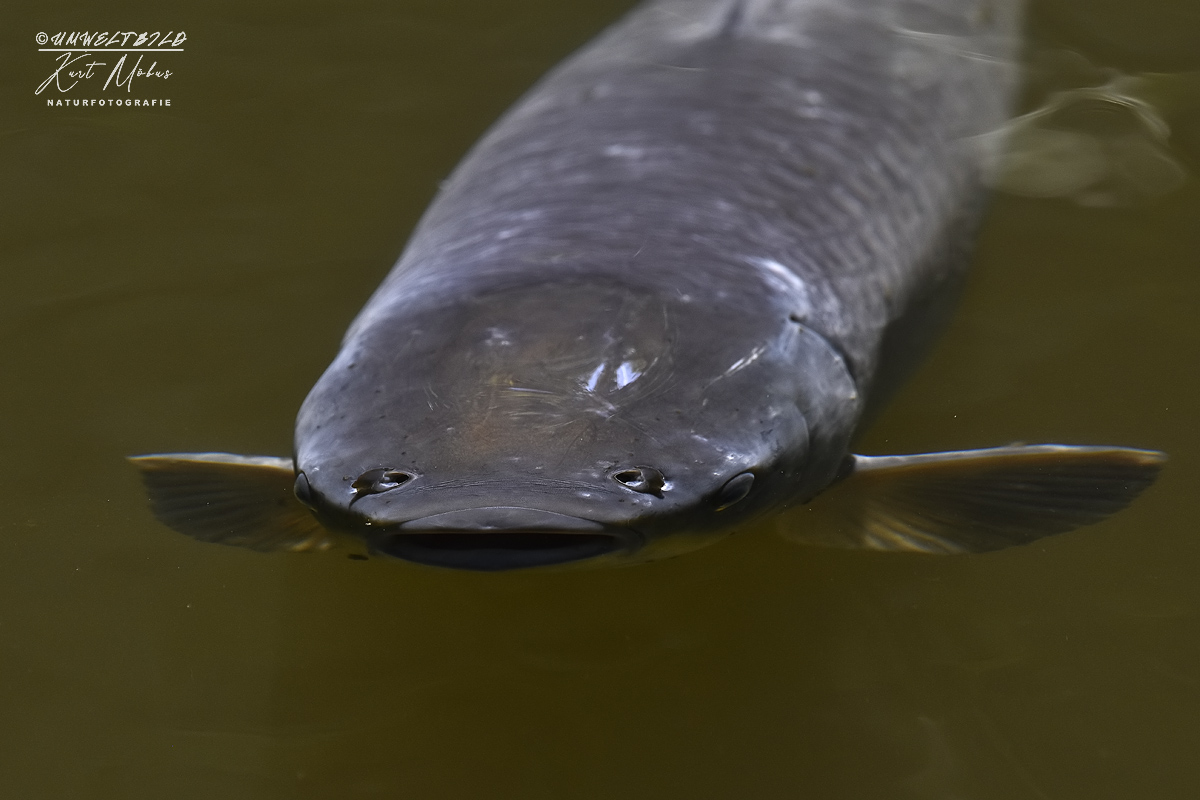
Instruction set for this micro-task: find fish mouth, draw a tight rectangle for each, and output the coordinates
[374,507,635,571]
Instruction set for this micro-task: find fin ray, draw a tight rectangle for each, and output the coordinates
[780,444,1165,554]
[129,452,332,553]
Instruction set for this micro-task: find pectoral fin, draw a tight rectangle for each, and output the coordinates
[780,444,1165,554]
[129,453,332,552]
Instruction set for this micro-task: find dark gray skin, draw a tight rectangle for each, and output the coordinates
[295,0,1017,566]
[132,0,1165,569]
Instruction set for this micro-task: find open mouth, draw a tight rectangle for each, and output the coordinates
[377,532,625,571]
[371,507,632,571]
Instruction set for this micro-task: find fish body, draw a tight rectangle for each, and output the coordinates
[133,0,1164,569]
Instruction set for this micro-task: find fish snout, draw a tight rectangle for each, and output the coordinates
[374,507,638,570]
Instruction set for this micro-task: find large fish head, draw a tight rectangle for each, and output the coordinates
[294,275,860,570]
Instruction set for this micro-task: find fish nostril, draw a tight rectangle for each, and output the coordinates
[712,472,754,511]
[611,466,666,496]
[293,471,316,509]
[352,467,415,499]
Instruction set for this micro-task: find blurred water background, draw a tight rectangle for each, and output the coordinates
[1,0,1199,797]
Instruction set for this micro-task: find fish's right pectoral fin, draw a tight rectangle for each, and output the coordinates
[129,452,333,553]
[779,444,1165,554]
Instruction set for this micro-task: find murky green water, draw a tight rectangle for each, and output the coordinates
[3,0,1199,797]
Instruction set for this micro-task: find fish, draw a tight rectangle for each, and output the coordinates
[131,0,1164,570]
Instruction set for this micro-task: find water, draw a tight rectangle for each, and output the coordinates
[3,0,1198,797]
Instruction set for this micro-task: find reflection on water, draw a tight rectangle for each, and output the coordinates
[2,0,1199,798]
[984,55,1197,205]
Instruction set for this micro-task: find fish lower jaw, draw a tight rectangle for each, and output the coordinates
[372,530,633,571]
[368,506,640,570]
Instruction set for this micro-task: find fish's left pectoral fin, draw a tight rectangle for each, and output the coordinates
[129,452,333,553]
[780,444,1166,554]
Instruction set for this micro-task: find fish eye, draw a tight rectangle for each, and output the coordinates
[352,467,415,499]
[294,471,316,509]
[611,466,666,496]
[712,472,754,511]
